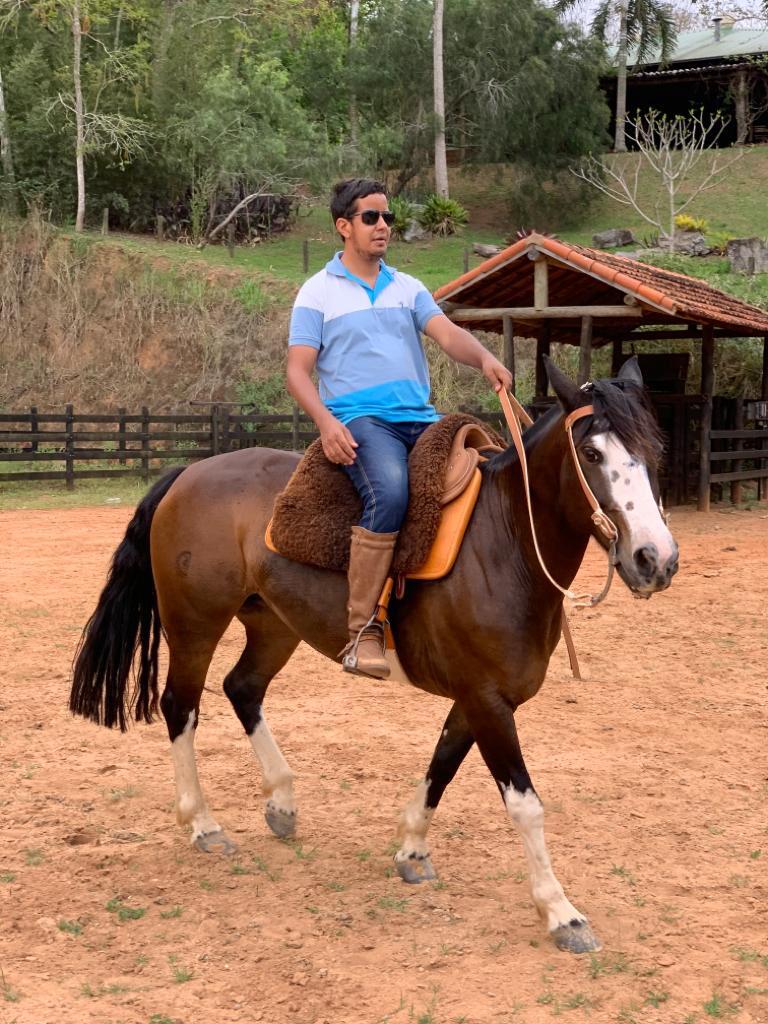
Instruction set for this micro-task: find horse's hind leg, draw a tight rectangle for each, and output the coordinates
[161,627,237,855]
[395,702,474,884]
[224,598,300,839]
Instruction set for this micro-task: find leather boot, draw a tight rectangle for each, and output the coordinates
[341,526,398,680]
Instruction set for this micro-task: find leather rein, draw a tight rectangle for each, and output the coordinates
[498,388,618,610]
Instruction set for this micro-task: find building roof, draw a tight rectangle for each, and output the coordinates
[433,233,768,342]
[625,25,768,67]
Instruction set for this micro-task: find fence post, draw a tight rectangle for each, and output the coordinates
[141,406,150,482]
[30,405,39,453]
[101,208,109,235]
[65,404,75,490]
[302,239,309,274]
[211,404,220,457]
[118,406,127,465]
[463,248,469,274]
[730,397,744,506]
[292,404,300,451]
[226,221,236,258]
[155,214,165,241]
[220,406,230,453]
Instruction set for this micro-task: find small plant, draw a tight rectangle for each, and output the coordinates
[0,872,15,883]
[675,213,709,232]
[418,194,469,237]
[377,895,408,912]
[389,195,415,239]
[149,1016,176,1024]
[703,991,737,1017]
[57,918,83,935]
[645,989,670,1007]
[1,967,20,1003]
[109,785,139,802]
[588,952,630,978]
[24,847,44,866]
[610,864,637,886]
[169,955,194,983]
[160,905,183,919]
[105,896,147,921]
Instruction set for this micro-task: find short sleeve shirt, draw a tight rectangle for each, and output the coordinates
[288,252,443,425]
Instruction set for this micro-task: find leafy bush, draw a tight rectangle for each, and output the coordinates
[706,230,736,255]
[418,195,469,237]
[506,167,597,233]
[389,195,415,238]
[674,213,709,232]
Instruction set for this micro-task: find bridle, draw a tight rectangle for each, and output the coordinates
[498,388,618,609]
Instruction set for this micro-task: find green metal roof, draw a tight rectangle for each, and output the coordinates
[627,26,768,66]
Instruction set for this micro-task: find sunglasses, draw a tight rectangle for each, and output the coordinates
[349,209,395,227]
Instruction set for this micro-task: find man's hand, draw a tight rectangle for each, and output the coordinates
[320,417,358,465]
[481,353,514,393]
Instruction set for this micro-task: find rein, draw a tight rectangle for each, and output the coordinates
[498,389,617,610]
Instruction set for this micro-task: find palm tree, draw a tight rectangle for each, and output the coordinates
[555,0,677,152]
[433,0,449,196]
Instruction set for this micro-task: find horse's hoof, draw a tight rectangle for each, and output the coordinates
[395,854,437,884]
[265,803,296,839]
[194,829,237,856]
[551,919,602,954]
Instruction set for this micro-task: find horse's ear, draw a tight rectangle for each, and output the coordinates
[617,355,643,385]
[544,356,583,413]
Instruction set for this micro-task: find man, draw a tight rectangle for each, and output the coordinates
[286,177,512,680]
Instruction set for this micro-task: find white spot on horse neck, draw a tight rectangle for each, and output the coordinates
[591,432,675,563]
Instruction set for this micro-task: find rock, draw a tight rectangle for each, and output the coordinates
[402,219,430,243]
[726,236,768,274]
[592,228,637,248]
[669,231,711,257]
[473,243,504,258]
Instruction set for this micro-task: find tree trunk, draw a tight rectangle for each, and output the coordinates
[614,0,629,153]
[0,63,19,216]
[734,69,749,145]
[349,0,359,155]
[72,2,86,232]
[152,0,178,112]
[433,0,449,197]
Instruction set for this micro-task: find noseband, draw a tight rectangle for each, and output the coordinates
[499,389,617,608]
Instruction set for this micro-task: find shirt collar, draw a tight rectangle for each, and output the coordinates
[326,251,395,280]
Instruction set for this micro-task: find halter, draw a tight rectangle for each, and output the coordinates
[498,388,618,609]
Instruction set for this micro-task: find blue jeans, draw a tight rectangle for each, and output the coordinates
[343,417,432,533]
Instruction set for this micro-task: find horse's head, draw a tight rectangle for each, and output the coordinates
[546,357,679,598]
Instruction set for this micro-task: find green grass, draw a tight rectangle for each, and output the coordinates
[0,471,152,511]
[105,896,147,922]
[57,919,84,936]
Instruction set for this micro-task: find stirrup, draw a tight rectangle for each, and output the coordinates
[340,617,388,677]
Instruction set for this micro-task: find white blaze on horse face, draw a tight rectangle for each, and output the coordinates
[248,718,296,819]
[171,711,222,842]
[394,779,434,865]
[502,786,586,933]
[590,432,676,567]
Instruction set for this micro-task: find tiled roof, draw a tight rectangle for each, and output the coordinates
[621,26,768,66]
[433,234,768,339]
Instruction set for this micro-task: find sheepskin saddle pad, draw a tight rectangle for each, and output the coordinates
[267,413,505,577]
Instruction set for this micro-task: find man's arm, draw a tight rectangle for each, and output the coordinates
[424,313,513,392]
[286,346,358,465]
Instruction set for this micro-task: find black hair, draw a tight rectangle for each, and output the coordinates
[330,178,388,223]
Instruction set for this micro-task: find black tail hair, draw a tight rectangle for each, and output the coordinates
[69,467,186,731]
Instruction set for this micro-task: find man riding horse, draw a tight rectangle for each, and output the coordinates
[286,178,513,680]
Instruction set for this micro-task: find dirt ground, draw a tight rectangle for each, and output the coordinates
[1,503,767,1024]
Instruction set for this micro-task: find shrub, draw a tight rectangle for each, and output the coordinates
[389,195,415,239]
[506,167,597,234]
[418,194,469,237]
[674,213,709,232]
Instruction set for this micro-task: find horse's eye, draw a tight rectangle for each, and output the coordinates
[581,446,601,464]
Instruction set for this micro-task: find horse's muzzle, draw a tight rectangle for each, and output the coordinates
[617,541,679,597]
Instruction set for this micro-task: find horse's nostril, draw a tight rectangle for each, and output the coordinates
[633,544,658,579]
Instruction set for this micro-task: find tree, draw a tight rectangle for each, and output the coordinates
[0,60,18,213]
[433,0,448,197]
[572,108,746,248]
[555,0,677,152]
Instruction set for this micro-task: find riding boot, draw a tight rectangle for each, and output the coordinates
[341,526,398,680]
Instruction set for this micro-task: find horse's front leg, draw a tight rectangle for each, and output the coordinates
[463,693,601,954]
[395,702,474,883]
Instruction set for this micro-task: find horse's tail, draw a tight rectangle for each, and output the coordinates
[69,467,187,732]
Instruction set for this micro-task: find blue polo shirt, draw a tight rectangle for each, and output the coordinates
[288,252,443,425]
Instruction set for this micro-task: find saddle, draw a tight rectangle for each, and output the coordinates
[265,414,504,580]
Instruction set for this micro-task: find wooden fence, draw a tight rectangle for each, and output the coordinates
[0,405,507,488]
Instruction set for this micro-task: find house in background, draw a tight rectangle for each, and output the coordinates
[602,18,768,146]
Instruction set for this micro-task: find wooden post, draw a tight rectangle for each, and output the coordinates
[226,221,236,258]
[535,323,551,400]
[101,207,109,235]
[578,316,593,386]
[141,406,150,482]
[502,316,516,394]
[611,338,623,376]
[463,248,469,274]
[155,214,165,241]
[118,406,127,465]
[533,258,549,310]
[220,406,230,454]
[698,326,715,512]
[211,404,220,457]
[29,406,38,453]
[302,239,309,274]
[730,397,744,506]
[292,404,301,451]
[65,404,74,491]
[761,335,768,500]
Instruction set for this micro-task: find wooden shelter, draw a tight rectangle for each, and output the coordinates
[434,233,768,510]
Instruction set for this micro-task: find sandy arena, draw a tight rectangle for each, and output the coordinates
[1,503,767,1024]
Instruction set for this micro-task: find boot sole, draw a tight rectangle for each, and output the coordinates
[342,662,391,681]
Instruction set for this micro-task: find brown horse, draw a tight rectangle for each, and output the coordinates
[70,358,678,954]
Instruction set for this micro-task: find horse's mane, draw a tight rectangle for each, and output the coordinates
[486,377,664,475]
